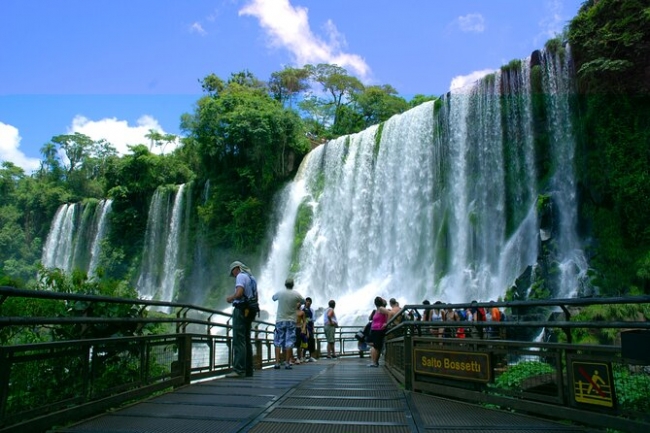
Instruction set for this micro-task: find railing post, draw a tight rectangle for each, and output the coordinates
[404,326,414,391]
[0,348,9,422]
[175,334,192,386]
[253,324,263,370]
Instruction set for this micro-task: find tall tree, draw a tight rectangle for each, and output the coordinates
[352,84,409,128]
[268,66,311,107]
[181,71,310,250]
[305,64,364,131]
[145,129,164,152]
[50,133,94,176]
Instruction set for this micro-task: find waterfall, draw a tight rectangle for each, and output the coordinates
[42,203,77,271]
[136,184,187,305]
[159,184,186,305]
[541,46,587,298]
[259,48,584,324]
[88,199,113,278]
[42,200,113,276]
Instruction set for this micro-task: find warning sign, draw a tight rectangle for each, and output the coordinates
[570,360,616,408]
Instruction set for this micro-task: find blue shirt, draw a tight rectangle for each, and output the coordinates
[232,272,253,306]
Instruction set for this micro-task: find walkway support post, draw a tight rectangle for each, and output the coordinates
[176,334,192,386]
[404,327,414,391]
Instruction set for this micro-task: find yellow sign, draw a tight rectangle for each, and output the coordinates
[414,348,490,382]
[571,361,615,408]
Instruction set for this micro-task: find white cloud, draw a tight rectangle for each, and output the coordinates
[69,115,180,155]
[457,13,485,33]
[449,69,495,92]
[0,122,41,173]
[189,22,207,36]
[239,0,371,81]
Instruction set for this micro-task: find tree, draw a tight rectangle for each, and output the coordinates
[409,94,438,108]
[181,71,310,249]
[38,141,64,183]
[568,0,650,294]
[228,69,267,90]
[305,63,364,131]
[145,129,164,152]
[569,0,650,94]
[268,66,311,107]
[50,133,94,176]
[200,73,225,96]
[352,84,409,128]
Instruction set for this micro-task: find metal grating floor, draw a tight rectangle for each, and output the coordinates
[52,358,589,433]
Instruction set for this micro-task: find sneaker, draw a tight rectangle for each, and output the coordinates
[308,357,316,362]
[273,364,281,369]
[367,363,379,368]
[285,364,293,370]
[225,371,245,378]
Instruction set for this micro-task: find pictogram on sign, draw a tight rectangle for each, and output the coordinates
[571,360,615,408]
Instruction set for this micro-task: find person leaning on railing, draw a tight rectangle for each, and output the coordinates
[322,299,338,358]
[368,296,391,367]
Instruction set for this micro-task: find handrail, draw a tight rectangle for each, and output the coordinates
[4,287,649,433]
[382,296,650,433]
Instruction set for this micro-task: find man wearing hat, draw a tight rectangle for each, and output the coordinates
[271,277,305,369]
[226,261,257,378]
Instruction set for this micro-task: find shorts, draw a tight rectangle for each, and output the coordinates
[274,321,296,349]
[324,324,336,343]
[370,329,386,354]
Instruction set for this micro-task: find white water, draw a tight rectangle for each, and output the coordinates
[88,199,113,278]
[137,184,187,306]
[42,204,76,271]
[159,184,186,307]
[42,200,114,276]
[258,49,585,325]
[39,49,586,317]
[541,47,587,298]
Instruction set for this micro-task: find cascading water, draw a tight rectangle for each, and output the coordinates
[540,46,587,298]
[42,203,77,271]
[136,184,188,306]
[41,199,113,276]
[258,47,586,324]
[88,199,113,278]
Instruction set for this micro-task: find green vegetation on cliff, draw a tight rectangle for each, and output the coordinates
[569,0,650,295]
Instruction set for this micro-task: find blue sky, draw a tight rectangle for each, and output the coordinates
[0,0,584,173]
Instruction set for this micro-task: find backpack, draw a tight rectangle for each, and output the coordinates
[242,274,260,318]
[475,307,486,322]
[457,309,467,321]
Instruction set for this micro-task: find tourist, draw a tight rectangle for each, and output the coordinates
[302,297,317,361]
[295,300,307,363]
[226,261,257,378]
[272,277,305,369]
[322,299,338,358]
[368,296,391,367]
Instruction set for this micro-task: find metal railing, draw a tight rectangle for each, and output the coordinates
[383,297,650,433]
[0,286,364,432]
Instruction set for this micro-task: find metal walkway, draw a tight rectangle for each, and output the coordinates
[52,358,589,433]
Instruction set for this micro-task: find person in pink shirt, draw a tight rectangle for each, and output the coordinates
[368,296,391,367]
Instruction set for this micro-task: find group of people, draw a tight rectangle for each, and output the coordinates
[225,260,505,377]
[419,299,505,339]
[358,297,506,368]
[225,261,338,378]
